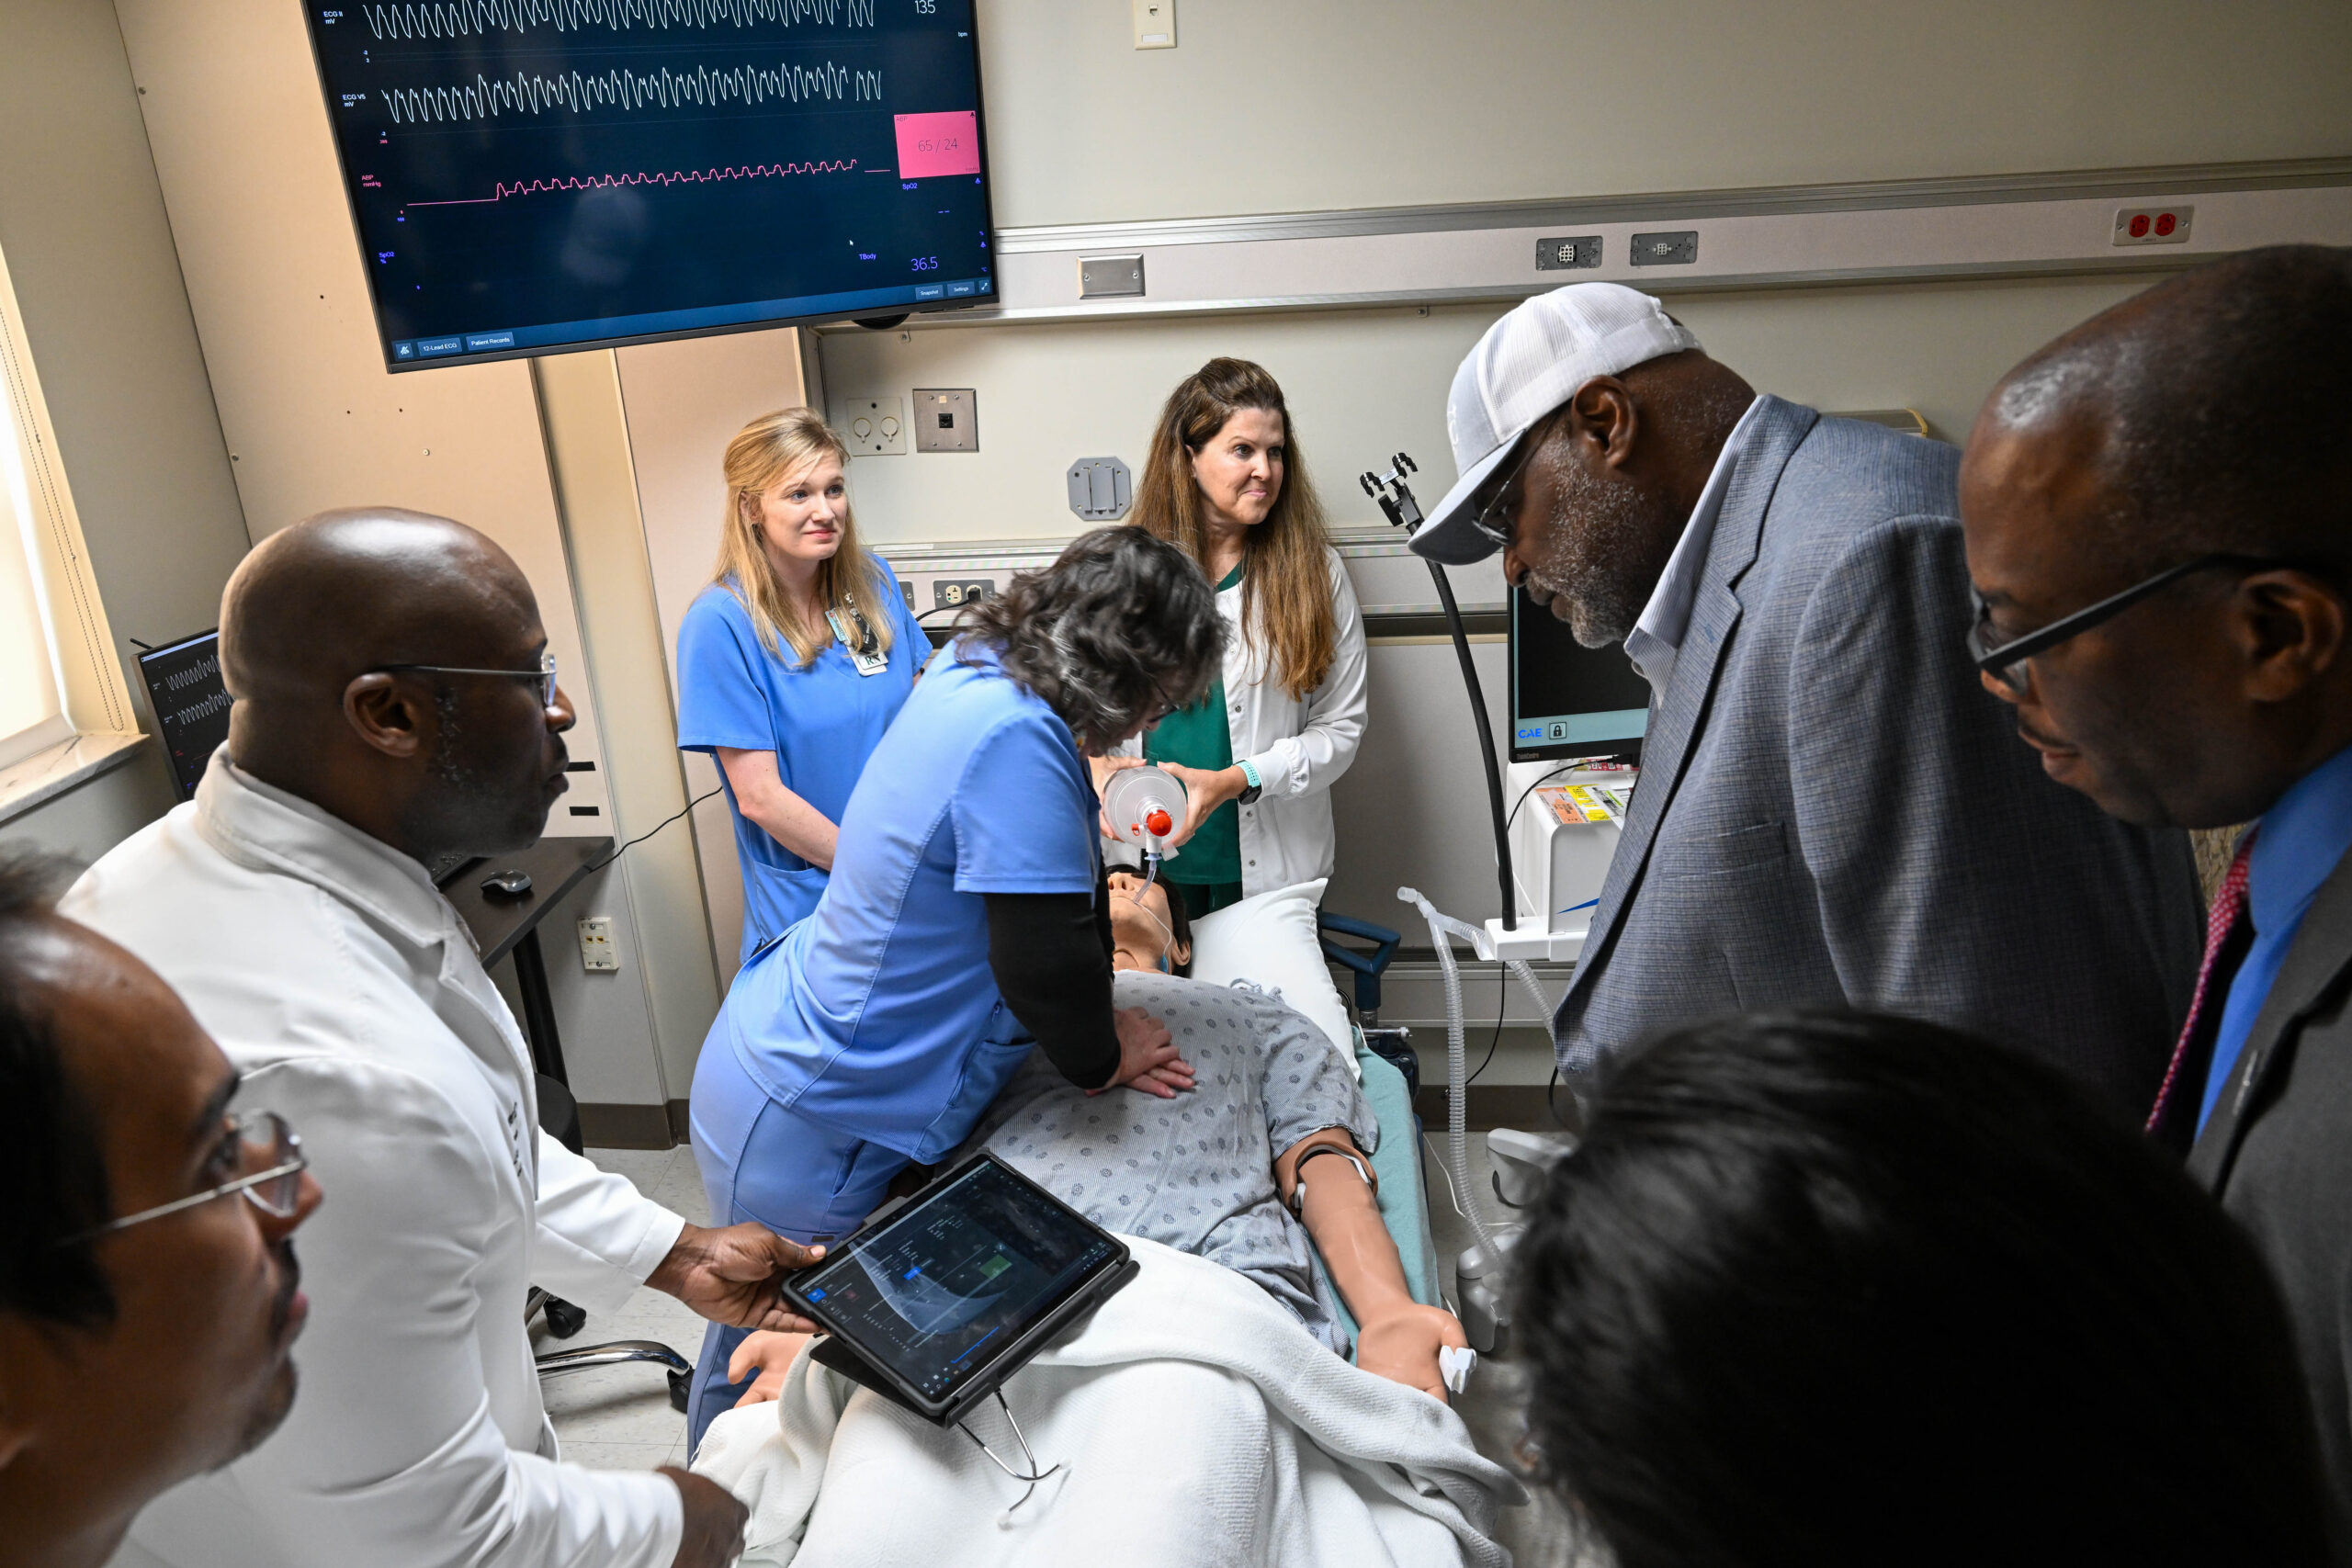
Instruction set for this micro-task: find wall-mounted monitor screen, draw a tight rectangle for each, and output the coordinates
[302,0,996,372]
[1510,585,1651,764]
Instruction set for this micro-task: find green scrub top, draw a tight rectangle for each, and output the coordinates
[1146,562,1244,913]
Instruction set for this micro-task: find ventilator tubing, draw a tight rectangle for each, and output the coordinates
[1102,765,1189,863]
[1400,886,1504,1262]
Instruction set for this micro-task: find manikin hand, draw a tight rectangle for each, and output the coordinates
[1353,1303,1470,1404]
[725,1329,815,1408]
[648,1223,826,1331]
[1092,1005,1195,1099]
[659,1467,749,1568]
[1152,761,1249,850]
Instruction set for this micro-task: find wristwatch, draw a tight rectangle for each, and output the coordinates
[1236,758,1264,807]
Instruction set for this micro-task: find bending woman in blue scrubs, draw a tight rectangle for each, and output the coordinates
[684,526,1226,1446]
[676,407,930,962]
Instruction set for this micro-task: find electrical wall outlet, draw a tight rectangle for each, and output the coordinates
[1133,0,1175,48]
[933,578,994,609]
[831,395,906,456]
[2112,205,2193,245]
[911,388,978,452]
[577,916,620,973]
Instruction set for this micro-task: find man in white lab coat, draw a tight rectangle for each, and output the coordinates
[64,510,820,1568]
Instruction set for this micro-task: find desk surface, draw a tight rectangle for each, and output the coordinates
[442,836,613,967]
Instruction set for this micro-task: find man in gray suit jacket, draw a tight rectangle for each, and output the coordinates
[1412,283,2202,1113]
[1961,245,2352,1555]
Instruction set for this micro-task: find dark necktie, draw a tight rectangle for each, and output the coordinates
[2145,832,2256,1153]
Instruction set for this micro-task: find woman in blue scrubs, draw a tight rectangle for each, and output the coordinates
[676,407,930,962]
[684,527,1226,1446]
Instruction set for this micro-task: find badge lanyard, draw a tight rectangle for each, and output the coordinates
[827,597,889,677]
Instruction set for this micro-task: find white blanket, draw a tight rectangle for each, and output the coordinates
[692,1236,1524,1567]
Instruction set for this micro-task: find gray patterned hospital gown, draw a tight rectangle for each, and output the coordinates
[952,968,1375,1352]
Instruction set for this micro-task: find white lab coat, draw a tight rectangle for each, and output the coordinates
[1119,547,1369,896]
[63,756,688,1568]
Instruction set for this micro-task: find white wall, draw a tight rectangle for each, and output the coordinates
[978,0,2352,228]
[0,0,250,859]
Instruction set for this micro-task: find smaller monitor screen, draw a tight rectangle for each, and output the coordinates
[1510,587,1652,762]
[791,1157,1117,1407]
[135,630,229,801]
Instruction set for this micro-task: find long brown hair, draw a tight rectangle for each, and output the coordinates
[1130,358,1336,700]
[710,407,895,668]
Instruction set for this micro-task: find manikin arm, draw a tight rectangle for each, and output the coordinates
[1274,1128,1465,1402]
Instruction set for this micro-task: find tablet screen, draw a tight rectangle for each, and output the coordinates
[790,1156,1120,1407]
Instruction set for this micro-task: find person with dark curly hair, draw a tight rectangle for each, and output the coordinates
[683,525,1227,1448]
[1512,1010,2333,1568]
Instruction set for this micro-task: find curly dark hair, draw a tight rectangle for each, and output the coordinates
[960,526,1224,753]
[1513,1009,2331,1568]
[0,850,117,1330]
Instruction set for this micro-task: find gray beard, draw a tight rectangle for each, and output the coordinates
[1525,462,1662,649]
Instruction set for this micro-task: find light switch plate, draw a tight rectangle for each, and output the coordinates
[911,388,977,453]
[1133,0,1175,48]
[831,395,906,456]
[577,916,619,973]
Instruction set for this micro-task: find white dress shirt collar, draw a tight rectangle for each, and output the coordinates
[193,750,458,952]
[1623,394,1765,697]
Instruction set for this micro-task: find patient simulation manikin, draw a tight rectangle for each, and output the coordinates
[727,872,1464,1404]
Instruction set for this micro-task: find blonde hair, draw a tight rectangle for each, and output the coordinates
[1129,358,1336,701]
[711,408,895,669]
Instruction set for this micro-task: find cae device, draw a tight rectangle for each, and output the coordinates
[1509,586,1651,764]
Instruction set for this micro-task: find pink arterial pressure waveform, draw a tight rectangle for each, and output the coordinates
[362,0,877,41]
[379,60,880,121]
[409,158,862,206]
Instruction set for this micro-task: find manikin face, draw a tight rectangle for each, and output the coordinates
[1189,407,1287,531]
[1107,870,1190,974]
[746,457,849,574]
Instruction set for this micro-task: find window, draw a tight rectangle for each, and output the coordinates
[0,235,141,818]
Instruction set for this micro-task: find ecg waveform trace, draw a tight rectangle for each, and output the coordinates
[409,157,865,205]
[361,0,877,41]
[161,654,220,693]
[379,61,881,121]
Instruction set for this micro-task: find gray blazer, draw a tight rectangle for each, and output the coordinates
[2189,849,2352,1559]
[1555,397,2203,1113]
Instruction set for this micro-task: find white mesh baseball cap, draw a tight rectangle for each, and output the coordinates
[1411,283,1702,565]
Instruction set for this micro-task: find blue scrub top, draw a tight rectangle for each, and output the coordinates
[675,570,930,961]
[714,637,1101,1163]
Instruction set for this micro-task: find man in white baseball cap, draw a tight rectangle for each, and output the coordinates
[1416,281,2205,1116]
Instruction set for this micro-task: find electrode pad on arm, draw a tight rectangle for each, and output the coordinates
[783,1154,1136,1426]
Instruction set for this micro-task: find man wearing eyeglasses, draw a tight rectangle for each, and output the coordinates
[1411,282,2204,1113]
[0,852,320,1568]
[1960,244,2352,1546]
[62,510,816,1568]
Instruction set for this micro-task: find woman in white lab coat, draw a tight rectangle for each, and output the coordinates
[1111,357,1368,918]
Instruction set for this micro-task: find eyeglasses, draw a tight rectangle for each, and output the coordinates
[376,649,559,707]
[73,1111,307,1240]
[1967,553,2273,696]
[1142,676,1185,728]
[1467,437,1539,550]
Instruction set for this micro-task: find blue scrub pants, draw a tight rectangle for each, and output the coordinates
[684,1038,908,1452]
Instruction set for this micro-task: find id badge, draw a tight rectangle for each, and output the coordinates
[827,609,889,676]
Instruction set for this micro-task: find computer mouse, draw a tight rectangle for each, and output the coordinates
[481,868,533,899]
